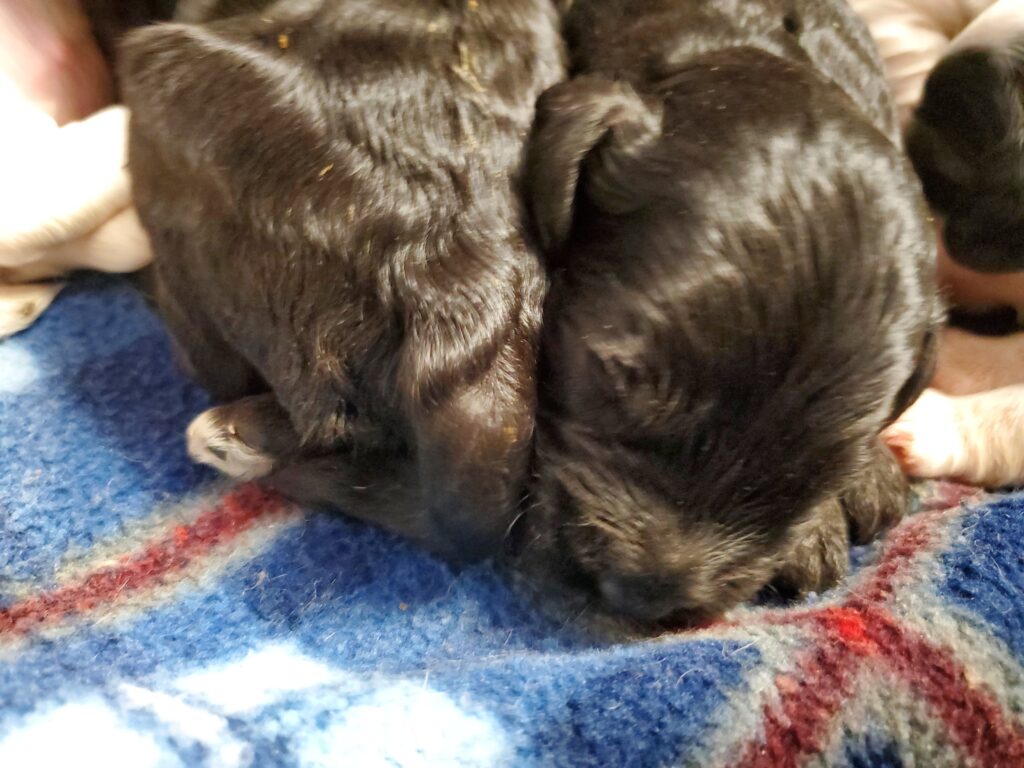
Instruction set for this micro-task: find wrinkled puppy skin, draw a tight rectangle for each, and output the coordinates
[120,0,565,563]
[519,0,943,624]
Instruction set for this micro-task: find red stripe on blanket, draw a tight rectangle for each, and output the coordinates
[735,604,1024,767]
[856,509,947,604]
[860,604,1024,766]
[731,496,1024,767]
[0,485,288,636]
[715,506,951,633]
[736,609,870,768]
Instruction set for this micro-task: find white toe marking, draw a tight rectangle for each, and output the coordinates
[884,390,966,479]
[186,409,274,481]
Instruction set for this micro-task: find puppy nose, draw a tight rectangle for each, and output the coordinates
[598,575,684,622]
[427,494,509,565]
[598,577,631,611]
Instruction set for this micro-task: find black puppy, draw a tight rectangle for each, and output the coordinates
[522,0,942,621]
[907,33,1024,272]
[119,0,564,562]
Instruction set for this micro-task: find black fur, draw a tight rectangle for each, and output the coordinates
[119,0,565,562]
[81,0,177,78]
[521,0,942,622]
[907,41,1024,272]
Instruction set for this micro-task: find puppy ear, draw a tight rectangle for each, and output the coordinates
[119,17,320,183]
[527,76,662,251]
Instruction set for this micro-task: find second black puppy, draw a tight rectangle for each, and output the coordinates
[120,0,564,562]
[907,25,1024,272]
[523,0,941,621]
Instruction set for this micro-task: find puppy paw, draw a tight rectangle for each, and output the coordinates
[773,498,849,598]
[883,389,966,480]
[186,407,275,480]
[841,440,910,545]
[0,282,62,338]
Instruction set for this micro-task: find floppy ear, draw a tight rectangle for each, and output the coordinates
[119,16,328,195]
[527,76,662,252]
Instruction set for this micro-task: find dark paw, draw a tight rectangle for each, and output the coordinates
[773,498,849,597]
[185,394,298,480]
[186,407,276,480]
[841,440,911,545]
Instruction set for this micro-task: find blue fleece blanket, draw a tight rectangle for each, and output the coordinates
[0,278,1022,767]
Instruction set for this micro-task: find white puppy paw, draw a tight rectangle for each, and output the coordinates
[186,408,275,481]
[0,282,62,338]
[883,389,966,480]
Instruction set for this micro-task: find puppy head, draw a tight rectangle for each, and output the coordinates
[525,52,940,622]
[906,45,1024,272]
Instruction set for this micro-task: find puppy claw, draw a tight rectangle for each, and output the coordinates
[186,408,275,480]
[883,390,965,480]
[0,282,63,338]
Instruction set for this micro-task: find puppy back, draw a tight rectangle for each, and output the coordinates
[120,0,564,443]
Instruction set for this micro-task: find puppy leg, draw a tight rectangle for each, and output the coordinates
[932,328,1024,395]
[187,393,296,480]
[267,451,437,553]
[772,498,849,597]
[279,317,543,562]
[884,385,1024,486]
[183,358,536,562]
[883,389,968,480]
[255,359,537,562]
[152,274,264,403]
[258,383,533,562]
[840,439,911,545]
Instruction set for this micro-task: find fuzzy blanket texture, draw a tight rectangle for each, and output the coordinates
[0,278,1023,767]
